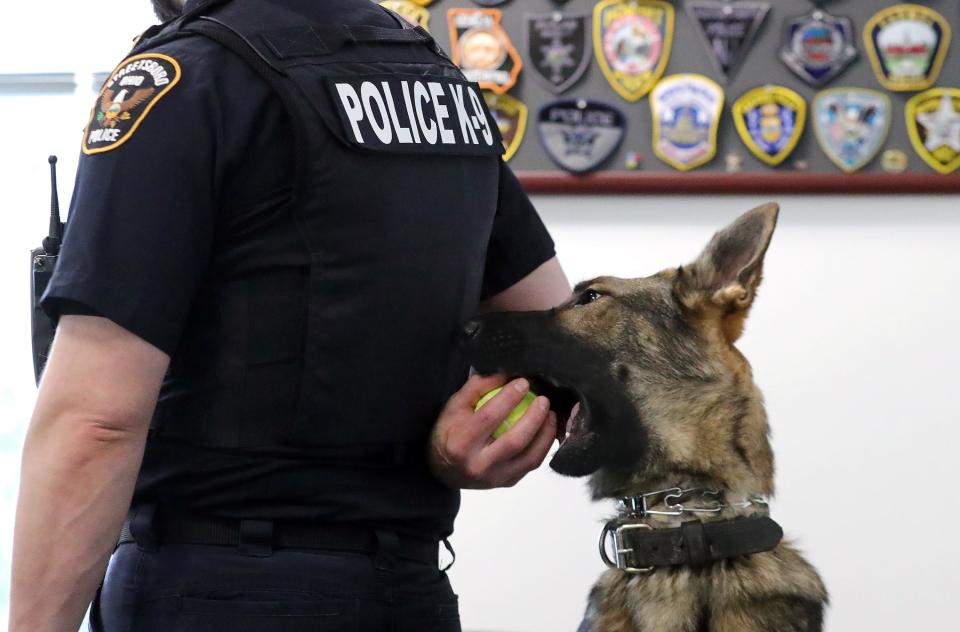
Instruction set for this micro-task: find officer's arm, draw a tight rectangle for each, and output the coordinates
[10,315,169,632]
[479,256,572,313]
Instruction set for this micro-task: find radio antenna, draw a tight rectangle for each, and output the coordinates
[43,155,62,256]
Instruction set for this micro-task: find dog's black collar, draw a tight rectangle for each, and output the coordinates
[599,516,783,573]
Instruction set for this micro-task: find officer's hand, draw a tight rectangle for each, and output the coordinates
[428,373,558,489]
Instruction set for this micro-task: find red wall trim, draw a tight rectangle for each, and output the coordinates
[516,171,960,195]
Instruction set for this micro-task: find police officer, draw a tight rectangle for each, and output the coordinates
[9,0,571,630]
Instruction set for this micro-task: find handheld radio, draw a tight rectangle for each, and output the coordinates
[30,156,64,385]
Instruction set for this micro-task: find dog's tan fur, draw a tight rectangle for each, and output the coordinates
[568,204,827,631]
[465,204,826,630]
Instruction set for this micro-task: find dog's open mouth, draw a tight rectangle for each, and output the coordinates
[526,375,592,450]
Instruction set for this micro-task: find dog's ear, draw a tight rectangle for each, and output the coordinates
[676,203,779,341]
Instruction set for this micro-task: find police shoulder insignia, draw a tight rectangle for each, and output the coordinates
[650,74,724,171]
[732,85,806,167]
[812,88,891,173]
[83,53,181,155]
[538,99,626,173]
[380,0,430,31]
[779,7,858,87]
[483,91,528,162]
[525,12,592,94]
[448,8,523,95]
[863,4,950,92]
[685,1,770,82]
[593,0,674,102]
[905,88,960,175]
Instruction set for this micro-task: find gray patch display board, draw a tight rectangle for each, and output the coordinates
[422,0,960,193]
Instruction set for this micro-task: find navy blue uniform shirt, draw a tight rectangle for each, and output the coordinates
[42,33,556,533]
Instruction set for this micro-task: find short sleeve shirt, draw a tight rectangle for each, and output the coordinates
[43,35,556,355]
[40,23,561,534]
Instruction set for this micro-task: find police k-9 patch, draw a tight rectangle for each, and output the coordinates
[326,75,503,156]
[83,53,181,155]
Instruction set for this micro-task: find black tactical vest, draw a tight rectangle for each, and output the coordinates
[141,0,504,469]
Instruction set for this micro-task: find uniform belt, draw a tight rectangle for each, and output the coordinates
[118,511,440,566]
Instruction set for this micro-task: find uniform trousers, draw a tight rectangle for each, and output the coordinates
[89,539,461,631]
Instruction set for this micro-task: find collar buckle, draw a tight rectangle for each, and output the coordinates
[598,520,655,574]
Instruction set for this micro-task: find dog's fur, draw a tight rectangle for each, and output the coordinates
[462,204,827,631]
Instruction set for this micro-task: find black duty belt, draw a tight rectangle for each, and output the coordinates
[118,511,441,566]
[600,516,783,572]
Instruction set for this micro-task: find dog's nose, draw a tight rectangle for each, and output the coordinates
[461,319,482,341]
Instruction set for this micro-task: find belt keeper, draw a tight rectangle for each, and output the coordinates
[374,529,400,572]
[440,537,456,572]
[238,519,274,557]
[129,505,158,552]
[680,521,711,567]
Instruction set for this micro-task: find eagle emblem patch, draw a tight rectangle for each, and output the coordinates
[813,88,891,173]
[83,53,181,155]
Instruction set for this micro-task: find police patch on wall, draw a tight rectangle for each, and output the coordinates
[525,12,591,94]
[593,0,674,102]
[812,88,891,173]
[484,92,528,161]
[863,4,950,92]
[537,99,625,173]
[905,88,960,175]
[779,7,858,87]
[83,53,181,155]
[448,8,523,95]
[732,85,806,167]
[650,74,724,171]
[380,0,430,31]
[685,1,770,82]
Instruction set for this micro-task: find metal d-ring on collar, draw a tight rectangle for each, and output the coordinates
[598,487,770,574]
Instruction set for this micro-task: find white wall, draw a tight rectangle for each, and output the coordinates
[449,194,960,632]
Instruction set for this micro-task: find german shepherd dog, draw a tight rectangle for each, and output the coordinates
[461,204,827,631]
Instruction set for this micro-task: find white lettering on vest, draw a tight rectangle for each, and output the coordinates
[361,81,392,144]
[428,82,456,145]
[467,87,494,146]
[400,81,422,144]
[414,81,438,144]
[381,81,413,144]
[449,84,478,145]
[335,83,365,143]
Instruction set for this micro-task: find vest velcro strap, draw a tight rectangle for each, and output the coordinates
[261,26,331,58]
[262,23,431,59]
[343,24,431,44]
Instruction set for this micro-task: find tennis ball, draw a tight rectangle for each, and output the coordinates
[475,386,539,439]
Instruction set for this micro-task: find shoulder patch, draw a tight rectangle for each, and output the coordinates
[83,53,181,155]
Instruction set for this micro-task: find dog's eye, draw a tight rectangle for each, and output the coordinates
[575,289,603,306]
